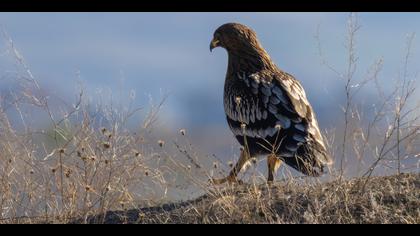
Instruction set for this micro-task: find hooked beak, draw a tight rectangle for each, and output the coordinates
[210,38,220,52]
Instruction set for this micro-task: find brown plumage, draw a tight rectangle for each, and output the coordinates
[210,23,332,184]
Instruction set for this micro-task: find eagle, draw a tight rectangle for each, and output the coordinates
[209,23,332,184]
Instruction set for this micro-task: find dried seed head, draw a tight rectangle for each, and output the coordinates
[59,148,65,154]
[228,161,234,168]
[101,127,107,134]
[179,129,186,136]
[241,123,246,132]
[77,151,82,157]
[275,124,282,130]
[85,186,91,191]
[91,156,96,162]
[65,169,71,178]
[213,162,218,169]
[134,151,140,157]
[158,140,165,148]
[186,165,191,171]
[129,90,136,100]
[29,170,34,175]
[103,142,111,149]
[104,160,109,165]
[235,96,241,105]
[145,171,149,176]
[51,168,57,173]
[251,157,257,165]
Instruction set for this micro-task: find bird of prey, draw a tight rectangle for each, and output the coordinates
[209,23,332,184]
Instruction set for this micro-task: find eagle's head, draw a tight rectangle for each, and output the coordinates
[210,23,261,53]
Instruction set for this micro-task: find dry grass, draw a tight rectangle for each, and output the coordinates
[3,173,419,224]
[0,14,419,224]
[74,173,419,224]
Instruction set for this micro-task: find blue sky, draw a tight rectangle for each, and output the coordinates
[0,13,419,154]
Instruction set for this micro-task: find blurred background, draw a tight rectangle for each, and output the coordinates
[0,12,419,171]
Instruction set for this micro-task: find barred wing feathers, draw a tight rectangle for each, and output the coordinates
[224,70,332,176]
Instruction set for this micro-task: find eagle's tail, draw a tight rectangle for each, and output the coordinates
[284,139,333,177]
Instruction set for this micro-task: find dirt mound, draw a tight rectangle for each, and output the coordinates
[77,173,419,224]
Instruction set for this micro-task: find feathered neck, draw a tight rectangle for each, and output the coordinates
[226,44,277,77]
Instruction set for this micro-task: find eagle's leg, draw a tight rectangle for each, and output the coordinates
[267,154,282,183]
[211,149,249,185]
